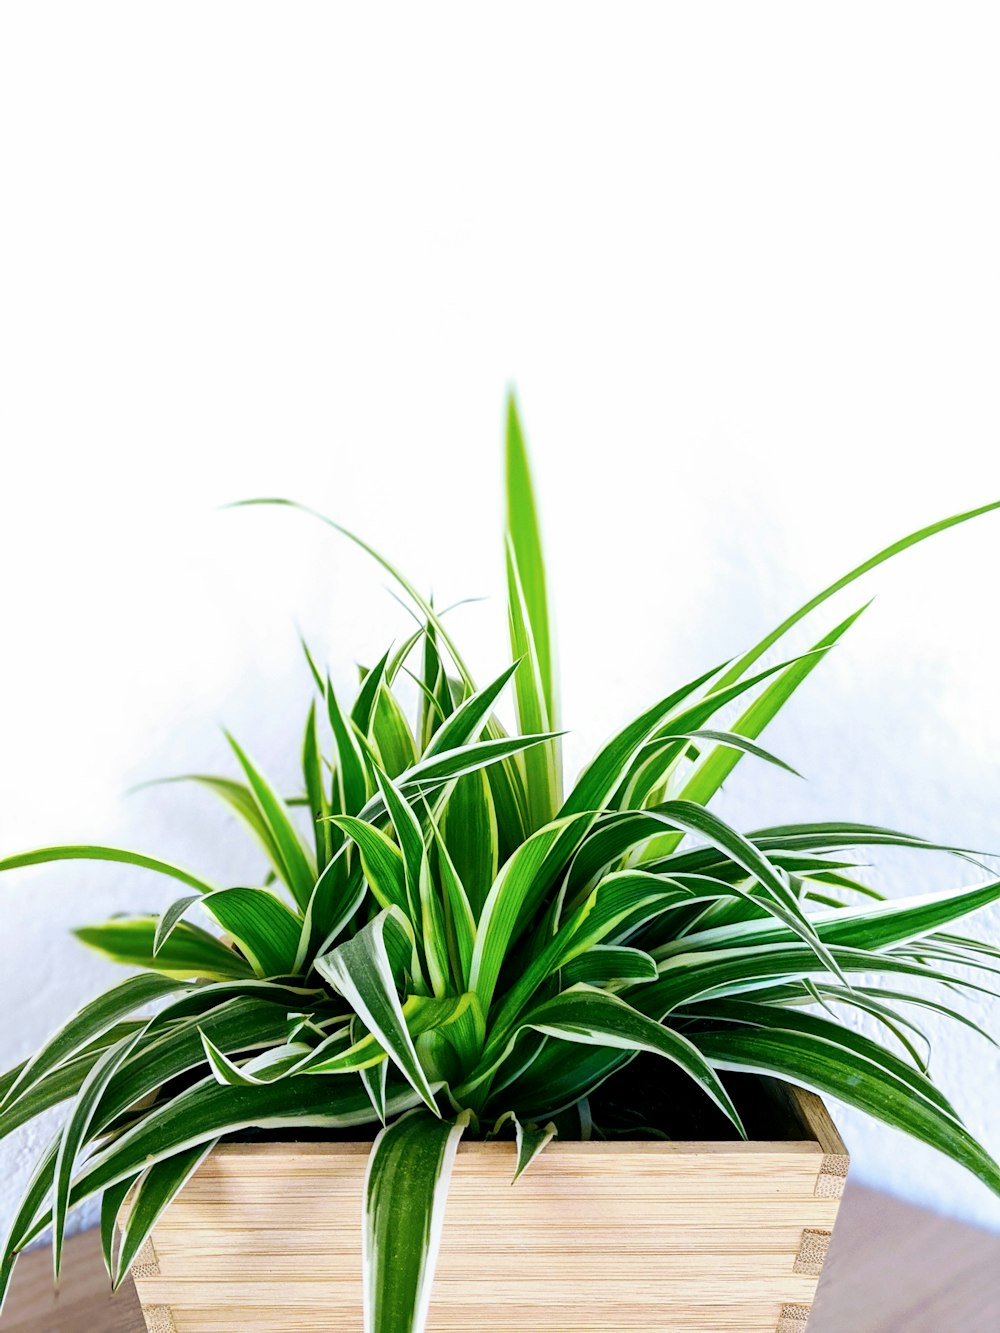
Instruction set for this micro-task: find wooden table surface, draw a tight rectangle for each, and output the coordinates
[4,1180,999,1331]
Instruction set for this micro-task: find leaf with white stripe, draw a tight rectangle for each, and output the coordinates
[315,910,439,1114]
[695,1025,1000,1196]
[225,734,316,910]
[114,1141,218,1288]
[0,973,185,1114]
[363,1109,471,1333]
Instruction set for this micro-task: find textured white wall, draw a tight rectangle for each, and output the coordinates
[1,2,999,1240]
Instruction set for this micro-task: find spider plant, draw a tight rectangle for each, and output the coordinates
[2,397,999,1333]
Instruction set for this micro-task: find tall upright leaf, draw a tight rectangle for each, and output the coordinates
[505,392,556,726]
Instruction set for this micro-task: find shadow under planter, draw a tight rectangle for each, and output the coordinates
[125,1079,847,1333]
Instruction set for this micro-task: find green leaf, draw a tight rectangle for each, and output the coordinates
[674,603,869,813]
[75,917,255,980]
[153,895,201,956]
[315,910,440,1113]
[524,988,744,1136]
[643,728,802,778]
[507,539,560,830]
[293,1029,387,1078]
[559,663,723,818]
[424,661,519,758]
[53,1030,143,1277]
[790,982,933,1071]
[300,634,326,694]
[217,1035,315,1084]
[844,985,1000,1050]
[505,392,556,726]
[0,845,217,894]
[694,1025,1000,1195]
[715,497,1000,693]
[483,742,532,867]
[483,871,695,1048]
[477,986,745,1136]
[373,770,431,924]
[359,1028,390,1122]
[372,682,419,778]
[374,770,450,998]
[147,978,324,1027]
[199,1029,277,1086]
[0,1025,146,1146]
[332,817,409,914]
[298,850,366,965]
[202,887,303,978]
[228,498,479,694]
[653,878,1000,961]
[327,678,370,816]
[94,997,296,1130]
[303,701,333,867]
[440,769,498,923]
[691,998,959,1120]
[8,1071,419,1269]
[645,940,999,1018]
[503,1110,557,1182]
[300,994,481,1078]
[114,1141,217,1288]
[469,815,593,1012]
[749,821,985,861]
[0,1061,24,1107]
[572,802,843,981]
[18,1076,428,1256]
[0,1134,60,1316]
[428,813,477,989]
[563,871,698,953]
[137,775,288,881]
[99,1174,137,1279]
[225,733,316,910]
[352,649,393,736]
[380,733,564,811]
[417,618,453,751]
[562,945,658,986]
[363,1109,471,1333]
[0,972,185,1114]
[156,888,303,978]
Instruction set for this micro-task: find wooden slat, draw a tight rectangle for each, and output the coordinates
[119,1090,842,1332]
[147,1220,839,1263]
[160,1306,786,1333]
[15,1181,996,1332]
[5,1086,847,1331]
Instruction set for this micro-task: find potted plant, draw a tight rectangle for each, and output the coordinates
[1,398,998,1333]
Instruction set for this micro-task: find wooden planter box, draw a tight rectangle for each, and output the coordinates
[128,1085,847,1333]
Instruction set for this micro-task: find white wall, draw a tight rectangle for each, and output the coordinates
[1,2,999,1237]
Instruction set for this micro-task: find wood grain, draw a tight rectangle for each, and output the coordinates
[2,1229,136,1333]
[111,1088,844,1332]
[6,1182,1000,1331]
[3,1088,848,1332]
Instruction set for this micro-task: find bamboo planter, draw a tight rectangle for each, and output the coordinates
[127,1085,847,1333]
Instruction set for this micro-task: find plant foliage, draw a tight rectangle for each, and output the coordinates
[2,397,999,1330]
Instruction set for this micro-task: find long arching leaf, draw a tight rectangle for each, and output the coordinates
[694,1025,1000,1195]
[0,845,217,894]
[75,917,255,981]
